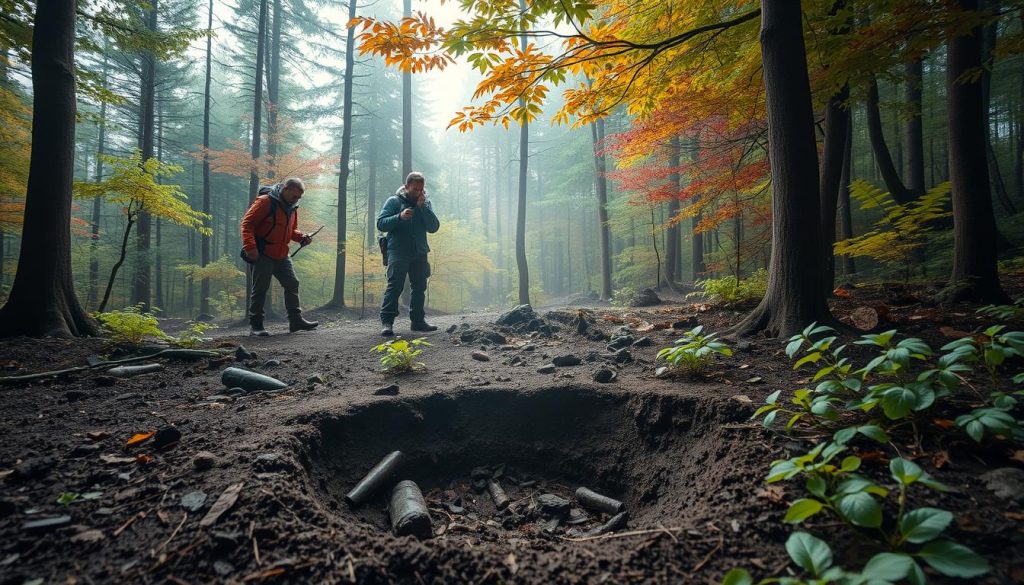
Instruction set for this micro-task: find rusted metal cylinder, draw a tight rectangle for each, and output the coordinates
[389,480,432,539]
[488,480,510,511]
[345,450,404,507]
[575,487,624,515]
[220,367,287,392]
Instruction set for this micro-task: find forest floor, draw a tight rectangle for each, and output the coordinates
[0,283,1023,584]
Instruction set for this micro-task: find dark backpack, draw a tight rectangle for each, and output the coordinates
[239,188,279,264]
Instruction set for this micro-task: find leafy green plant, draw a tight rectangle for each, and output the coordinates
[94,303,168,345]
[172,321,218,348]
[371,337,431,373]
[689,268,768,307]
[611,286,638,307]
[976,297,1024,321]
[656,325,732,374]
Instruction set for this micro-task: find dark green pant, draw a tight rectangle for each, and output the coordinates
[248,255,301,322]
[380,255,430,323]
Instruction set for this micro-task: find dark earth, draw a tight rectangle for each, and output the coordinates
[1,285,1023,584]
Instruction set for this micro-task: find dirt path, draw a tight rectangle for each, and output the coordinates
[0,298,1020,583]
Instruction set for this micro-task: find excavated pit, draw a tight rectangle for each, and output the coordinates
[306,386,753,544]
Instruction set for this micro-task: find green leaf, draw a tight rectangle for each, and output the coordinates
[900,507,953,544]
[785,532,833,576]
[917,540,990,578]
[806,475,827,498]
[840,456,862,472]
[794,352,823,369]
[57,492,79,505]
[862,552,915,582]
[890,458,924,485]
[837,492,882,527]
[858,425,889,443]
[784,499,824,524]
[833,426,857,444]
[720,568,753,585]
[767,460,798,483]
[881,387,916,419]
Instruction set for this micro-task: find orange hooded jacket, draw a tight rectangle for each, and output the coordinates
[240,194,306,260]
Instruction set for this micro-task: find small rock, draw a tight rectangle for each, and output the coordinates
[234,346,254,360]
[496,304,537,327]
[744,376,763,384]
[630,288,661,307]
[64,390,88,402]
[472,479,488,493]
[980,468,1024,502]
[471,351,491,362]
[152,426,182,450]
[180,490,208,512]
[536,494,570,516]
[731,395,753,404]
[736,340,752,351]
[262,360,281,368]
[539,517,561,533]
[655,366,671,379]
[70,528,105,544]
[607,335,635,351]
[22,515,72,533]
[204,395,233,403]
[445,502,465,514]
[446,324,458,334]
[592,368,617,383]
[671,316,699,330]
[632,336,652,347]
[536,364,557,374]
[567,508,589,525]
[373,384,400,396]
[307,373,326,384]
[69,444,101,458]
[11,458,55,482]
[213,561,234,577]
[551,355,582,367]
[612,348,633,364]
[522,344,536,352]
[193,451,218,471]
[93,376,117,387]
[114,392,138,401]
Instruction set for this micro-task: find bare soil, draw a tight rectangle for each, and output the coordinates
[1,286,1022,584]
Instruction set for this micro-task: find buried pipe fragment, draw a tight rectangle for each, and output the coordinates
[221,367,287,393]
[488,480,510,511]
[345,450,405,507]
[389,480,433,539]
[575,487,624,515]
[107,363,165,378]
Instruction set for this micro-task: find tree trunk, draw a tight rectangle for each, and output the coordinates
[590,118,612,300]
[328,0,357,308]
[133,0,158,309]
[866,76,915,204]
[266,0,282,178]
[515,0,530,305]
[944,0,1007,303]
[88,50,108,311]
[729,0,833,337]
[402,0,411,177]
[820,84,849,295]
[904,58,926,198]
[839,108,856,276]
[200,0,213,316]
[0,0,97,336]
[664,137,680,288]
[980,2,1017,215]
[244,0,268,319]
[366,122,377,250]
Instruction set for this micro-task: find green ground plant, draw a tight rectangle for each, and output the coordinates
[94,304,168,345]
[690,268,768,307]
[656,325,733,374]
[725,318,1024,584]
[371,337,432,373]
[172,321,218,348]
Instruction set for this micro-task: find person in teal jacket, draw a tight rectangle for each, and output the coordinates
[377,171,441,335]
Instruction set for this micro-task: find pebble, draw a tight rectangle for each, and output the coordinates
[22,516,71,533]
[632,336,653,347]
[980,468,1024,502]
[262,360,281,368]
[471,351,491,362]
[193,451,218,471]
[374,384,400,396]
[655,366,671,379]
[181,490,208,512]
[536,364,556,374]
[551,355,582,367]
[153,426,182,450]
[592,368,617,383]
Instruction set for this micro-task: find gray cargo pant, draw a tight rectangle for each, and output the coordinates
[248,255,301,322]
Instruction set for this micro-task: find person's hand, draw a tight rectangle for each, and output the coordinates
[300,234,313,246]
[245,248,259,261]
[416,194,426,208]
[400,208,414,220]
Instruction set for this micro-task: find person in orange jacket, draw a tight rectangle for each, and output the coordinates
[240,177,318,336]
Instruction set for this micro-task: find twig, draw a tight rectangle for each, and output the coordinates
[253,536,261,566]
[0,349,223,384]
[690,533,724,573]
[114,510,147,537]
[560,526,685,542]
[657,522,680,544]
[157,512,188,554]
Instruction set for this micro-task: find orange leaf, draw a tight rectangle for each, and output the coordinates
[832,287,851,298]
[135,454,153,465]
[933,418,956,429]
[126,431,155,447]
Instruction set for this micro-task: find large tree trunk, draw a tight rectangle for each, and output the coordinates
[0,0,97,337]
[200,0,213,317]
[243,0,268,319]
[820,84,849,295]
[591,118,612,300]
[133,0,158,309]
[664,137,680,289]
[980,2,1017,215]
[904,58,926,198]
[866,76,915,204]
[839,108,856,276]
[690,142,705,281]
[366,120,377,250]
[729,0,833,338]
[515,0,530,306]
[944,0,1007,303]
[88,50,109,310]
[265,0,282,178]
[401,0,411,177]
[327,0,357,308]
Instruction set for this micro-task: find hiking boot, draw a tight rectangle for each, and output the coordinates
[411,320,438,332]
[381,322,394,337]
[288,315,319,333]
[249,320,270,337]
